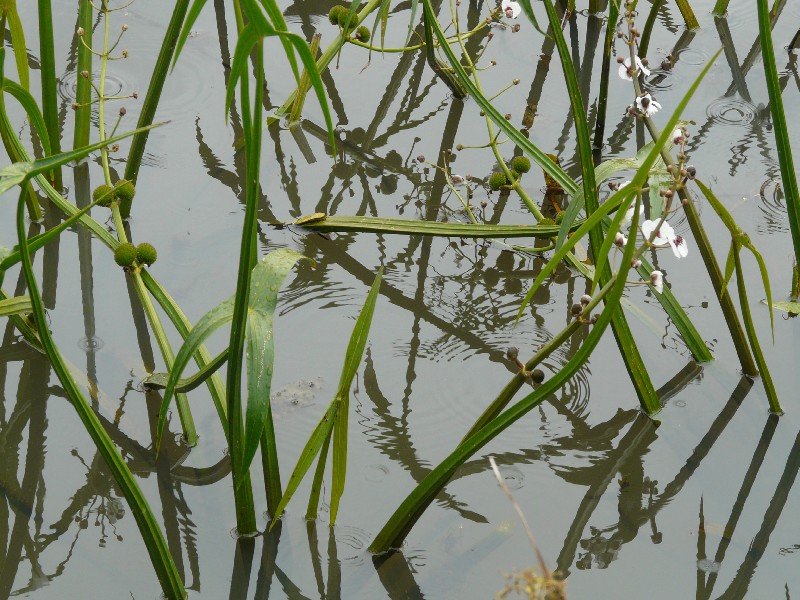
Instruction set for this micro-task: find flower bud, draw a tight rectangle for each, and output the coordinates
[506,347,519,361]
[119,107,127,117]
[77,27,85,37]
[531,369,545,383]
[571,303,583,316]
[580,294,592,306]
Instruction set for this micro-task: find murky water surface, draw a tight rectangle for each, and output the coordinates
[2,1,800,598]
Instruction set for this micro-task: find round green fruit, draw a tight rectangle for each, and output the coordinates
[136,243,158,266]
[114,243,137,267]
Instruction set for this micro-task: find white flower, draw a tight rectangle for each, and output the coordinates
[672,128,684,144]
[618,56,650,81]
[501,0,521,18]
[640,219,689,259]
[650,270,664,294]
[634,93,661,117]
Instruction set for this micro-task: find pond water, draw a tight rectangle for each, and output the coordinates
[2,0,800,598]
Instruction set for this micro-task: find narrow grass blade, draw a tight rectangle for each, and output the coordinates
[271,269,382,526]
[242,249,310,477]
[37,0,62,187]
[694,178,775,340]
[270,406,336,526]
[330,268,383,525]
[591,196,636,294]
[517,0,547,36]
[1,79,51,156]
[171,0,208,71]
[733,247,781,413]
[4,0,29,90]
[0,295,30,316]
[405,0,419,47]
[156,296,235,447]
[259,0,300,81]
[370,205,641,553]
[124,0,190,186]
[757,0,800,266]
[0,123,163,196]
[143,348,228,393]
[292,214,580,238]
[306,432,332,520]
[15,186,186,599]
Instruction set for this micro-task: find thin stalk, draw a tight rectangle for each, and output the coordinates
[593,0,619,155]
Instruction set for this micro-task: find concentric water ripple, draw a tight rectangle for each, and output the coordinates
[756,177,790,235]
[706,97,758,127]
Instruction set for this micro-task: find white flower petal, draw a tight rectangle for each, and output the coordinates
[669,234,689,258]
[501,0,521,18]
[618,56,650,81]
[650,270,663,294]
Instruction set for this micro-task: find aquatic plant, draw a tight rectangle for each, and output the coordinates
[0,0,796,596]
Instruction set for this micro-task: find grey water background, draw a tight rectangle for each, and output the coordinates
[2,0,800,597]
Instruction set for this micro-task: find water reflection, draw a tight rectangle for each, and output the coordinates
[3,0,800,597]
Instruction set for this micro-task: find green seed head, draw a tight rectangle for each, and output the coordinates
[337,10,359,29]
[510,156,531,174]
[355,26,370,42]
[555,211,565,224]
[136,242,158,266]
[488,171,507,191]
[328,5,346,25]
[538,217,556,226]
[114,243,137,267]
[114,179,136,202]
[92,184,114,207]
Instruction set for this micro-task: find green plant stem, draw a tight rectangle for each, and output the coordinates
[124,0,190,188]
[98,4,112,185]
[674,0,699,29]
[712,0,729,16]
[73,0,92,151]
[37,0,62,189]
[732,246,781,413]
[226,14,261,534]
[757,0,800,267]
[15,185,186,599]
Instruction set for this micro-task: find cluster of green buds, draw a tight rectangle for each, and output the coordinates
[92,179,136,208]
[488,155,531,191]
[113,241,157,270]
[328,5,370,42]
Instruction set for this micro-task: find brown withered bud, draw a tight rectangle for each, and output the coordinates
[506,347,519,361]
[513,78,520,85]
[119,107,127,117]
[480,200,488,208]
[122,49,129,58]
[71,102,80,111]
[571,303,583,316]
[686,165,697,179]
[616,56,625,64]
[110,144,120,152]
[512,24,520,32]
[81,70,89,79]
[531,369,545,384]
[504,113,511,120]
[132,91,139,99]
[77,27,85,37]
[122,24,128,31]
[416,155,426,163]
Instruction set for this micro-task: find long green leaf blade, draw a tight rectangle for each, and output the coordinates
[242,249,310,478]
[757,0,800,266]
[330,268,383,525]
